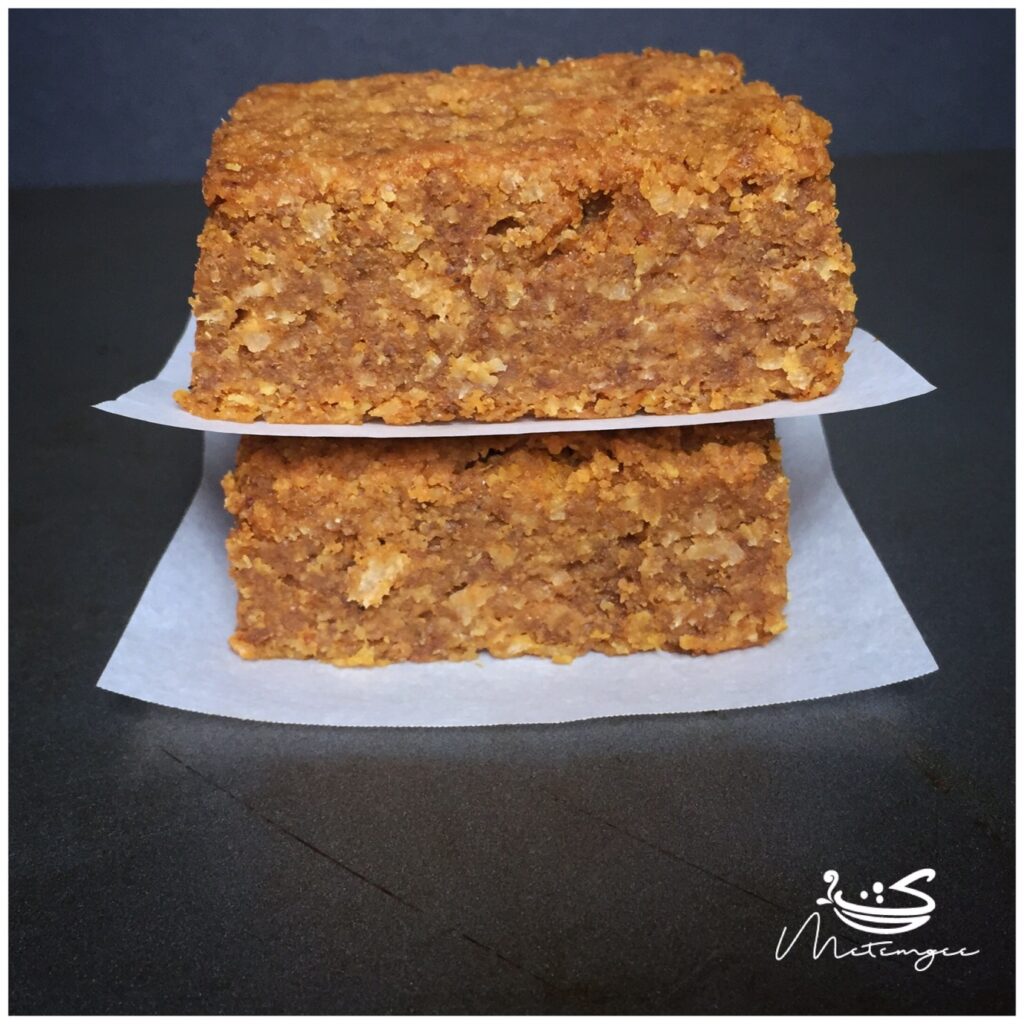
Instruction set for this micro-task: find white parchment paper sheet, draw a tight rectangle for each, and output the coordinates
[96,416,937,726]
[96,317,934,438]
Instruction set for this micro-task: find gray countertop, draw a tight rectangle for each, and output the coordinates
[10,151,1013,1013]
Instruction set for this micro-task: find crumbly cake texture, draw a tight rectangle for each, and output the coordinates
[178,49,856,425]
[223,422,791,665]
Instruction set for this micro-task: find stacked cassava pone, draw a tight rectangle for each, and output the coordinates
[176,50,855,665]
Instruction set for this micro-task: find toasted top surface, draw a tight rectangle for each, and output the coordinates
[205,50,832,210]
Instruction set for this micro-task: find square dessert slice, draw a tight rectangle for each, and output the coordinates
[179,49,855,424]
[222,422,791,665]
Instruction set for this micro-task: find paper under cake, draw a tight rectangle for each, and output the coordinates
[222,423,791,665]
[178,49,855,425]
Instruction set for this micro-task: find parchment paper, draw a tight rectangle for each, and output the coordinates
[96,317,934,438]
[96,416,937,726]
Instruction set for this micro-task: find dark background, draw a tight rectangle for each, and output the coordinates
[9,7,1016,187]
[10,7,1015,1016]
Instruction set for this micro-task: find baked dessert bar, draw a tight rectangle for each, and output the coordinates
[178,49,856,424]
[223,422,791,665]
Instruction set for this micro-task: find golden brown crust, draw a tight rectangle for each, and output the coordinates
[223,422,791,665]
[179,49,855,424]
[201,50,749,212]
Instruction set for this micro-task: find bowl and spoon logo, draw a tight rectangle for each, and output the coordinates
[776,867,980,971]
[816,868,936,935]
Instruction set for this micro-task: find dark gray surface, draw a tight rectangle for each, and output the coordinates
[10,9,1014,187]
[10,152,1014,1013]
